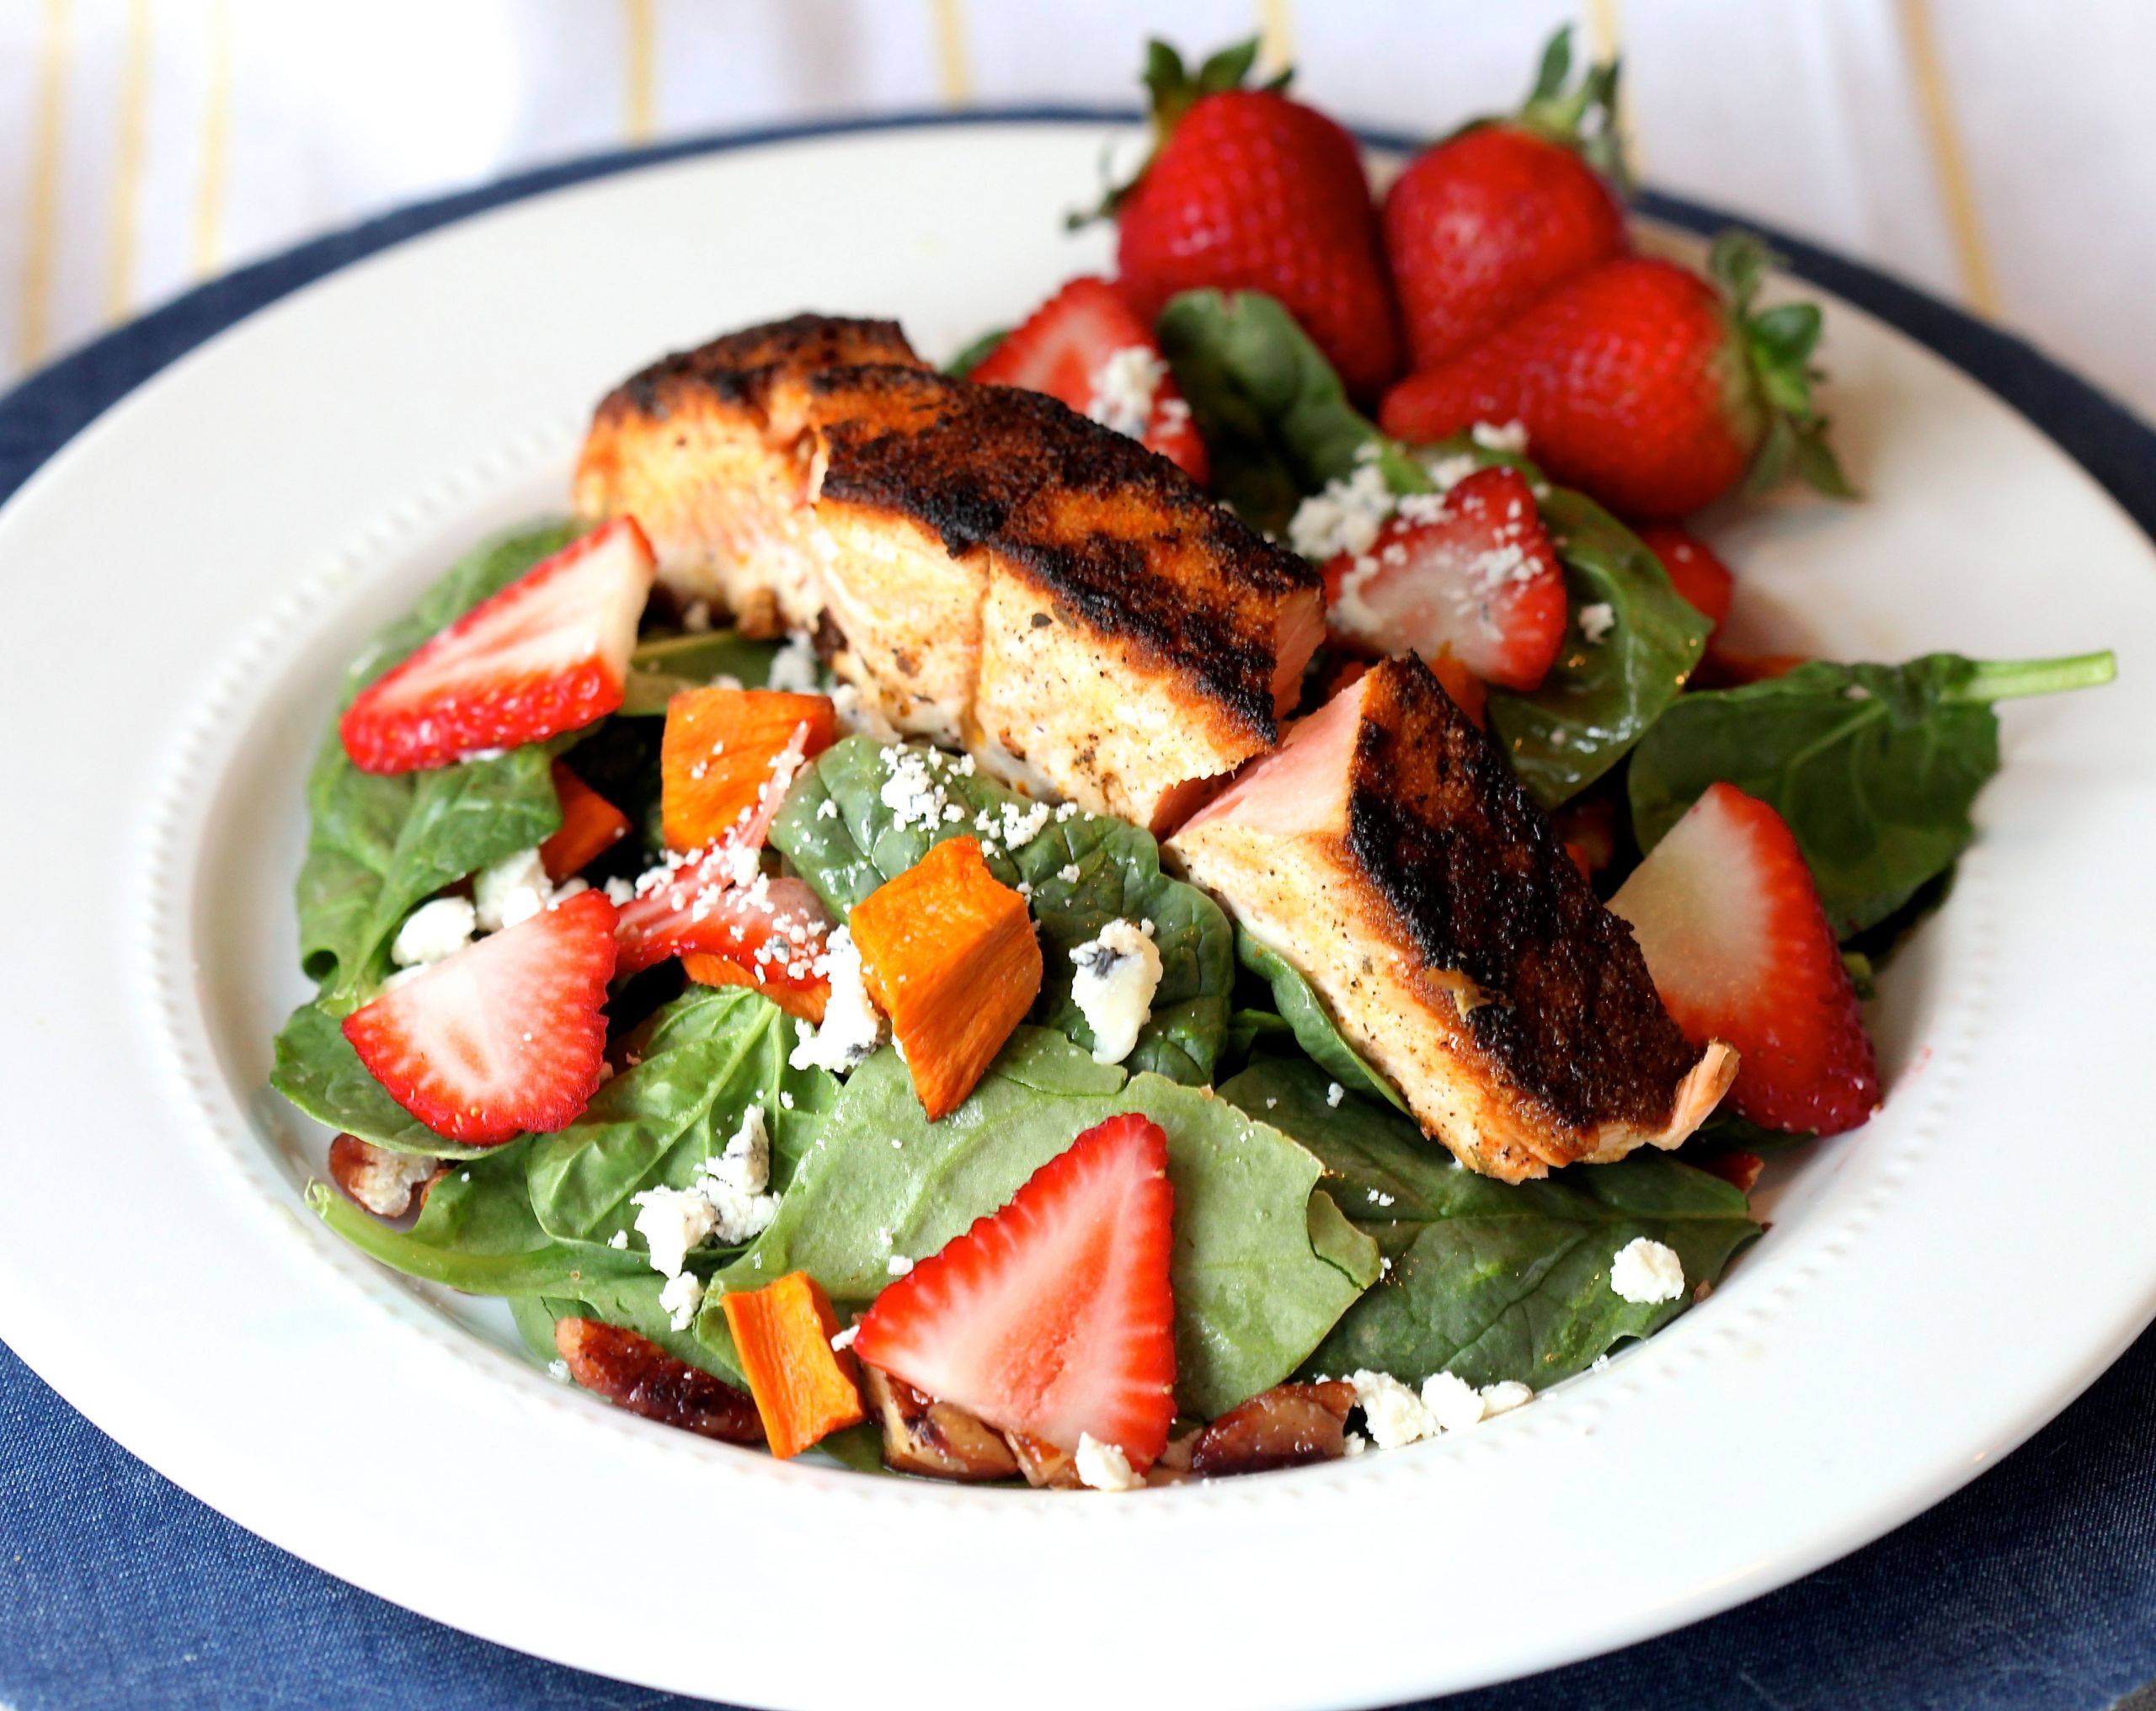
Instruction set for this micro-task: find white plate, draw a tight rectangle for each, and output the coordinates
[1,120,2152,1711]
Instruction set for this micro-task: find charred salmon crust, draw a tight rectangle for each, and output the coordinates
[1169,654,1732,1180]
[1344,658,1702,1137]
[813,376,1316,747]
[616,314,922,421]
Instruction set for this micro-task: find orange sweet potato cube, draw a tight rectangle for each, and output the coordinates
[539,762,631,882]
[660,687,835,851]
[719,1271,866,1460]
[849,835,1043,1121]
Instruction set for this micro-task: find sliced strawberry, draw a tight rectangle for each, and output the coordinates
[969,277,1209,482]
[1319,466,1566,691]
[614,862,833,990]
[852,1111,1177,1468]
[1609,782,1879,1134]
[341,519,656,775]
[1633,521,1734,630]
[343,889,618,1144]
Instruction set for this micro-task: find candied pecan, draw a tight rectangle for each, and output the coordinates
[860,1365,1019,1482]
[327,1133,443,1218]
[1191,1381,1357,1478]
[1695,1149,1764,1194]
[1004,1428,1083,1490]
[553,1317,765,1444]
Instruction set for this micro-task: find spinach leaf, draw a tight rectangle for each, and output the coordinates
[620,629,784,714]
[308,1138,747,1383]
[702,1028,1377,1418]
[1484,486,1710,808]
[1221,1058,1758,1389]
[1235,929,1408,1112]
[269,999,496,1159]
[1156,288,1423,532]
[1627,651,2116,936]
[771,736,1235,1084]
[296,522,580,1001]
[1155,290,1706,805]
[524,987,833,1250]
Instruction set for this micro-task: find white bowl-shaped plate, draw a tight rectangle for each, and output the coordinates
[1,120,2152,1711]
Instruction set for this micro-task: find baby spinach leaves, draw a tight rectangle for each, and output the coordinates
[294,522,579,1004]
[1156,287,1705,805]
[1628,651,2116,937]
[1484,487,1710,808]
[702,1028,1378,1418]
[1235,929,1407,1111]
[771,737,1235,1084]
[1222,1058,1758,1388]
[524,987,831,1249]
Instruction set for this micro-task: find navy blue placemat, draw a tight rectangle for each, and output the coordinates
[3,111,2151,1711]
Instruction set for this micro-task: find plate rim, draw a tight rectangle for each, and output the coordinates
[1,110,2151,1708]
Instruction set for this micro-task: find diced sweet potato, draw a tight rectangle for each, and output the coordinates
[718,1271,867,1459]
[553,1317,766,1444]
[680,951,830,1024]
[1189,1381,1356,1478]
[660,686,835,851]
[849,835,1043,1121]
[1426,645,1486,729]
[861,1362,1020,1482]
[540,761,631,882]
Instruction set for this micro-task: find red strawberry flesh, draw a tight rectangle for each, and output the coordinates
[341,518,657,775]
[1319,466,1567,690]
[852,1111,1177,1467]
[969,276,1208,482]
[343,888,619,1145]
[1609,782,1878,1133]
[1633,521,1734,630]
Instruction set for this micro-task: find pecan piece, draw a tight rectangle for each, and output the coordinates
[327,1133,443,1218]
[553,1317,765,1445]
[1004,1428,1083,1489]
[860,1365,1019,1482]
[1191,1381,1357,1479]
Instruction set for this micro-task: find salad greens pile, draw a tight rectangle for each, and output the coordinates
[284,288,2110,1473]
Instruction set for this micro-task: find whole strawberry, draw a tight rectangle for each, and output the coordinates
[1385,27,1629,371]
[1380,232,1852,518]
[1107,40,1400,401]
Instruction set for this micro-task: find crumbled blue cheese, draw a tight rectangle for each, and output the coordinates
[1470,418,1529,454]
[630,1186,718,1280]
[1087,345,1167,440]
[878,747,949,831]
[390,895,476,967]
[1611,1236,1684,1303]
[1351,1370,1435,1449]
[1479,1379,1534,1417]
[1075,1432,1144,1492]
[886,1254,914,1277]
[604,875,637,905]
[680,599,713,633]
[789,926,888,1074]
[659,1271,705,1330]
[1070,919,1164,1065]
[1419,1371,1486,1434]
[473,847,551,931]
[630,1105,782,1281]
[697,1105,782,1244]
[766,632,823,694]
[1288,461,1396,561]
[1326,1081,1345,1108]
[1578,602,1616,644]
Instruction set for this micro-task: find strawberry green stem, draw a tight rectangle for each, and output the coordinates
[1951,651,2117,704]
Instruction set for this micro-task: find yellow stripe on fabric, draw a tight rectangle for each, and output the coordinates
[929,0,970,107]
[105,0,153,322]
[623,0,656,142]
[17,0,71,370]
[1897,0,1999,318]
[1256,0,1294,76]
[190,0,232,280]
